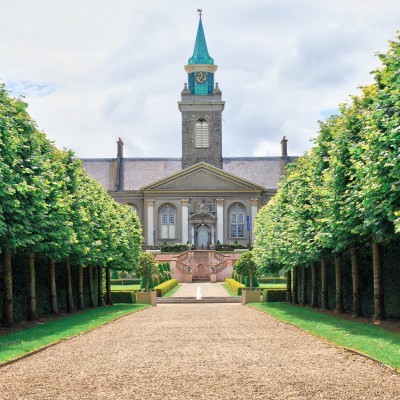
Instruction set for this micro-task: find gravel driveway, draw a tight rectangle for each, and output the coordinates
[0,303,399,399]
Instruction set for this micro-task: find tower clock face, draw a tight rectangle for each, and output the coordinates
[195,71,207,84]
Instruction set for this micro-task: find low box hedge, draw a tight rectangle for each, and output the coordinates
[111,291,137,303]
[110,279,141,286]
[259,277,286,284]
[225,278,245,296]
[263,289,286,302]
[154,279,179,297]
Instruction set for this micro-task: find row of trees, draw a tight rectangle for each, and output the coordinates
[0,84,142,326]
[254,35,400,320]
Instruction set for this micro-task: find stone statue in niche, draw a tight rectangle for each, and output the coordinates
[196,200,209,213]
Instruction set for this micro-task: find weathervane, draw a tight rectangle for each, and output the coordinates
[197,9,202,17]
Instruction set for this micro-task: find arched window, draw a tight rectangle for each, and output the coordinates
[195,118,209,148]
[230,204,245,238]
[160,204,176,239]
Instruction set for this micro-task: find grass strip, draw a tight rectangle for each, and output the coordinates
[251,303,400,371]
[222,283,237,297]
[258,283,286,290]
[0,304,149,365]
[110,284,140,292]
[163,284,182,298]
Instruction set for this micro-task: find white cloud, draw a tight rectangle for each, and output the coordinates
[0,0,399,158]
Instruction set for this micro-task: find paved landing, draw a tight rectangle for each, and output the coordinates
[171,282,229,297]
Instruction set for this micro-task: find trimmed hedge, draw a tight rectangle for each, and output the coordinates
[259,277,286,284]
[225,278,245,296]
[110,279,141,286]
[264,289,286,302]
[111,291,137,303]
[154,279,179,297]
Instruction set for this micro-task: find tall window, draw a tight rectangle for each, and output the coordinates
[230,204,245,238]
[160,204,175,239]
[195,118,209,148]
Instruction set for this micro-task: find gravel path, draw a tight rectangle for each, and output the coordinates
[171,282,228,297]
[0,304,399,400]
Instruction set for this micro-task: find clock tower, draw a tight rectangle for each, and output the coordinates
[179,13,225,169]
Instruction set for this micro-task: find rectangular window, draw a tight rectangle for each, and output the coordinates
[231,224,237,238]
[238,224,244,238]
[161,225,168,239]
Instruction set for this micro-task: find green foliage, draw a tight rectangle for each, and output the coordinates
[263,289,286,302]
[111,291,137,303]
[160,243,192,252]
[254,34,400,272]
[234,251,259,288]
[137,252,158,291]
[154,279,179,297]
[224,278,245,295]
[245,275,259,288]
[0,82,143,325]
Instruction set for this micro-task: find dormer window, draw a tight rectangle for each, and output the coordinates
[195,118,209,148]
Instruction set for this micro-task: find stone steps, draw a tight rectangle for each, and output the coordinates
[157,296,242,304]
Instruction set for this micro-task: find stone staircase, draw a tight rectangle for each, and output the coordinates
[157,296,242,304]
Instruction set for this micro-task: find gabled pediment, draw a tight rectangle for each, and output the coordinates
[141,162,264,192]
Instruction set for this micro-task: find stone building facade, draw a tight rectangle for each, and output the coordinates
[81,16,295,248]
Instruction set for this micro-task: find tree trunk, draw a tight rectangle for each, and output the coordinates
[286,270,292,303]
[105,266,113,305]
[98,266,104,306]
[292,266,298,305]
[301,266,307,306]
[350,245,362,317]
[321,258,328,310]
[88,265,95,308]
[372,235,385,320]
[335,253,344,314]
[28,253,37,320]
[2,249,13,327]
[311,262,318,308]
[49,260,59,315]
[77,265,84,310]
[65,261,74,313]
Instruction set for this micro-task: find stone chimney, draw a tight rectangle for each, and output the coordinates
[280,136,288,176]
[115,137,124,191]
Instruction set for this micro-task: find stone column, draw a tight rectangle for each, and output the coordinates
[181,199,189,244]
[211,225,215,244]
[250,198,259,244]
[191,224,195,244]
[146,199,155,245]
[216,198,224,244]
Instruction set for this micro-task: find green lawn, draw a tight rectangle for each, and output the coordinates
[259,283,286,290]
[251,303,400,370]
[110,284,140,292]
[0,304,149,365]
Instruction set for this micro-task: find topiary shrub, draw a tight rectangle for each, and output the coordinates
[264,289,286,302]
[225,278,245,295]
[111,291,136,303]
[245,276,259,288]
[136,252,158,291]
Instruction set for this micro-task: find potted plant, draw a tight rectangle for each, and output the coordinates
[136,252,158,306]
[234,251,261,305]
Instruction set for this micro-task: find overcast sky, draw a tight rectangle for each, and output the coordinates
[1,1,399,159]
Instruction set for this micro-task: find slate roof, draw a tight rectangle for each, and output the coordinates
[81,157,296,192]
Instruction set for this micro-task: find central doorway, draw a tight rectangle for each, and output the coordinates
[197,226,208,249]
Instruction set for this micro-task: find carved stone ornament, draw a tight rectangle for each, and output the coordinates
[186,266,193,273]
[181,199,190,207]
[196,200,209,212]
[145,199,155,207]
[250,198,259,207]
[211,266,216,273]
[216,198,224,207]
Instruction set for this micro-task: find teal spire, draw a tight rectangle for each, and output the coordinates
[188,16,214,65]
